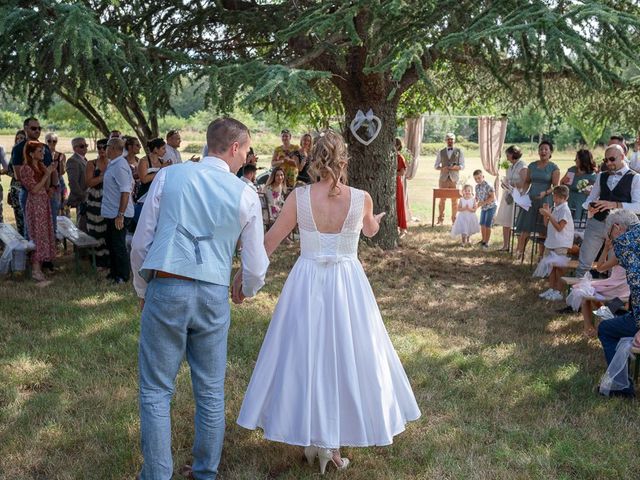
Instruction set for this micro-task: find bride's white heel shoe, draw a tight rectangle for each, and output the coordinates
[304,446,319,466]
[318,448,350,474]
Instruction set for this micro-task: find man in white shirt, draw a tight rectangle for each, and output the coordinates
[130,118,268,479]
[240,163,258,192]
[434,133,465,224]
[576,144,640,277]
[164,129,199,164]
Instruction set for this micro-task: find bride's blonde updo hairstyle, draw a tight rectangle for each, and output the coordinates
[308,129,349,196]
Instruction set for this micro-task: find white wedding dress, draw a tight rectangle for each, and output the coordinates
[237,185,421,448]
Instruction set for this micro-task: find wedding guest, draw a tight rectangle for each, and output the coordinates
[0,144,7,223]
[101,137,134,284]
[124,136,142,205]
[237,147,258,178]
[271,129,300,188]
[494,145,526,251]
[7,130,26,234]
[395,137,408,236]
[435,133,464,225]
[515,140,560,261]
[109,130,122,139]
[474,169,497,249]
[296,133,313,184]
[241,163,258,192]
[537,185,574,301]
[576,144,640,278]
[11,118,54,238]
[67,137,89,232]
[164,129,199,164]
[130,117,268,479]
[20,141,57,282]
[134,138,170,229]
[264,166,287,220]
[597,209,640,398]
[45,132,67,215]
[609,134,627,154]
[560,149,596,221]
[629,134,640,173]
[85,138,110,268]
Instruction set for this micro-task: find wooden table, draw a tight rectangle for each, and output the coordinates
[431,188,461,226]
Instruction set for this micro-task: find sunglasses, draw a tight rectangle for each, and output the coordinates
[604,156,618,163]
[29,126,42,131]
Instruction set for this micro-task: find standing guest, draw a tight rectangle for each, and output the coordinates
[164,129,199,164]
[11,118,54,238]
[608,134,627,154]
[240,163,258,192]
[264,167,287,220]
[134,138,171,229]
[45,132,67,216]
[628,134,640,173]
[395,137,408,236]
[20,141,57,282]
[101,137,134,284]
[296,133,313,184]
[474,169,497,249]
[435,133,464,225]
[85,138,110,269]
[576,144,640,278]
[124,136,142,201]
[494,145,527,251]
[7,130,26,234]
[67,137,89,232]
[271,129,300,188]
[597,209,640,398]
[514,140,560,261]
[109,130,122,139]
[130,117,268,480]
[537,185,574,301]
[560,149,597,221]
[236,148,258,178]
[0,144,7,223]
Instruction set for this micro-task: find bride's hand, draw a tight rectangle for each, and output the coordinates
[231,270,245,304]
[374,212,386,224]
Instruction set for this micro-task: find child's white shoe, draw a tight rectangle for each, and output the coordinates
[539,288,554,299]
[547,290,564,301]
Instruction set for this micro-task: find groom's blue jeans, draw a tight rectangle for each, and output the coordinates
[139,277,230,480]
[597,312,639,395]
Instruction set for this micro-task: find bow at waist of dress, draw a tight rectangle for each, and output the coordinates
[301,254,357,264]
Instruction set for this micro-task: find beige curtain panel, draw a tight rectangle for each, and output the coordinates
[478,116,508,199]
[403,117,425,221]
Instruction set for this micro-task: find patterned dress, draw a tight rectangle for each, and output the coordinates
[20,165,56,262]
[86,163,110,268]
[273,144,300,188]
[264,186,286,220]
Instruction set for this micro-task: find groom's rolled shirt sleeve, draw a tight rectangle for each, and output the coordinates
[239,186,269,297]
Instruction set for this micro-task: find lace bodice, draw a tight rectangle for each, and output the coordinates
[296,185,364,259]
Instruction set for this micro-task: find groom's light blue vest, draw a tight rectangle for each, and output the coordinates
[140,161,245,286]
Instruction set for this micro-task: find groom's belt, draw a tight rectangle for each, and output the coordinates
[154,270,194,281]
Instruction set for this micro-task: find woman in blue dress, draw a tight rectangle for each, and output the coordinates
[560,149,597,222]
[515,140,560,260]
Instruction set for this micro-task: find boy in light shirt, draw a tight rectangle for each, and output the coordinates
[539,185,575,301]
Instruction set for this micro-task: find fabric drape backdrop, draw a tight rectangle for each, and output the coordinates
[403,117,424,221]
[478,116,508,200]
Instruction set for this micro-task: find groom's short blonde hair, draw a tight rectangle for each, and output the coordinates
[207,117,250,155]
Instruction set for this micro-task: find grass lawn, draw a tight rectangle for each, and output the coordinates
[1,140,637,479]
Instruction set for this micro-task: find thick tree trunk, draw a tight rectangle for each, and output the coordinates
[342,94,399,249]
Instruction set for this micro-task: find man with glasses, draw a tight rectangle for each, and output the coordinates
[10,117,53,237]
[67,137,89,232]
[576,144,640,277]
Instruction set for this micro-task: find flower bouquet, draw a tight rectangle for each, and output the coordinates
[576,178,592,194]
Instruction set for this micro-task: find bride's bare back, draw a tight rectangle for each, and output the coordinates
[309,182,352,234]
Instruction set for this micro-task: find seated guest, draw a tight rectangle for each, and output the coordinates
[101,138,134,284]
[576,144,640,278]
[241,163,258,192]
[597,209,640,398]
[565,239,629,337]
[67,137,89,232]
[264,166,287,220]
[560,149,596,222]
[85,138,110,268]
[20,141,57,282]
[237,148,258,178]
[537,185,574,301]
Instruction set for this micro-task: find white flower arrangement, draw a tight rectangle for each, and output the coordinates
[576,178,592,193]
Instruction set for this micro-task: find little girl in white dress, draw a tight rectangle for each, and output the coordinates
[451,184,480,244]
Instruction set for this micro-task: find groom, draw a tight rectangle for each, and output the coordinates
[130,117,269,479]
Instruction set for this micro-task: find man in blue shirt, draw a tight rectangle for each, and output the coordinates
[11,117,57,266]
[101,137,134,284]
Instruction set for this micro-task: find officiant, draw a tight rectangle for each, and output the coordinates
[494,145,527,251]
[434,133,465,225]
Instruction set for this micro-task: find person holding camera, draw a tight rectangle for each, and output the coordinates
[434,133,464,225]
[271,129,300,188]
[575,144,640,278]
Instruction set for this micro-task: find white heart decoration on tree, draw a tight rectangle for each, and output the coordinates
[349,109,382,146]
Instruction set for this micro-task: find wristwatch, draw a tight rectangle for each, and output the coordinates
[117,212,125,218]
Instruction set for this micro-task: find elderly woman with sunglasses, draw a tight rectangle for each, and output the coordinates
[575,144,640,278]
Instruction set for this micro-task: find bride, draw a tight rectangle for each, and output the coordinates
[233,130,421,474]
